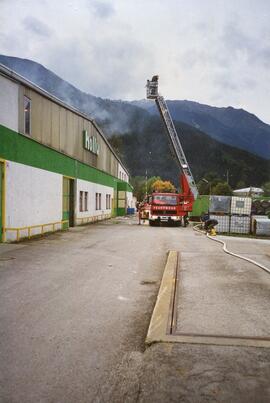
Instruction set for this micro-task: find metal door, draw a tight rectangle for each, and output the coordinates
[0,163,3,242]
[62,177,75,228]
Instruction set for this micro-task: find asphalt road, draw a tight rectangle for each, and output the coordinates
[0,216,175,402]
[0,216,269,403]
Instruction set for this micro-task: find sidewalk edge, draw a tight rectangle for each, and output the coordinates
[145,250,178,345]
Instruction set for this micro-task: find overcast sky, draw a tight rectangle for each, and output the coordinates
[1,0,270,123]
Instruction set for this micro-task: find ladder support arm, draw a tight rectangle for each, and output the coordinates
[146,76,198,199]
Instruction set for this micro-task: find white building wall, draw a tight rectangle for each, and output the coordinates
[118,163,129,183]
[126,191,134,208]
[0,75,19,132]
[5,160,62,241]
[76,179,114,221]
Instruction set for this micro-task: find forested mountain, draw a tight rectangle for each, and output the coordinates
[132,99,270,160]
[0,55,269,188]
[109,119,269,189]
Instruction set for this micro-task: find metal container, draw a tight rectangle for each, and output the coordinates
[255,219,270,236]
[251,215,268,233]
[230,215,250,234]
[209,196,231,214]
[209,214,230,233]
[231,196,251,215]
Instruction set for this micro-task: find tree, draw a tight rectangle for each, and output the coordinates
[130,176,162,201]
[262,182,270,196]
[130,176,176,200]
[197,172,223,195]
[235,180,246,190]
[151,179,176,193]
[197,180,210,195]
[212,182,233,196]
[130,176,145,201]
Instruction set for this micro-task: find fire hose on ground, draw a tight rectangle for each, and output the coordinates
[193,223,270,275]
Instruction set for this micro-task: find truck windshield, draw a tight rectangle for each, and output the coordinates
[153,195,177,205]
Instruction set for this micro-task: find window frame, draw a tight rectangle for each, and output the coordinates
[106,194,111,209]
[95,192,100,210]
[79,191,89,212]
[84,191,88,211]
[79,191,84,212]
[24,95,31,136]
[98,193,101,210]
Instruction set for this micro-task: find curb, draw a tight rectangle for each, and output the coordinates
[145,250,178,345]
[146,251,270,349]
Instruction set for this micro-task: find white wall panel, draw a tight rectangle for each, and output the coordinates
[6,160,62,241]
[0,75,19,132]
[118,163,129,183]
[76,178,114,219]
[126,191,134,208]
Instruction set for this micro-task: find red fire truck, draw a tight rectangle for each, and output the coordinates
[139,76,198,227]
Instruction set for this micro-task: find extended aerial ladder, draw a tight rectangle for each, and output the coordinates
[146,75,198,201]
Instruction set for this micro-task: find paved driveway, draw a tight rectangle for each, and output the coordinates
[0,217,269,402]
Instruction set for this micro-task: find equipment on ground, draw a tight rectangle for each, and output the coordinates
[139,76,198,226]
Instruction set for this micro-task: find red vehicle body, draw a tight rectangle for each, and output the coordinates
[139,175,194,226]
[139,75,199,226]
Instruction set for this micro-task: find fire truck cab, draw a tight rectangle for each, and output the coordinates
[140,190,191,227]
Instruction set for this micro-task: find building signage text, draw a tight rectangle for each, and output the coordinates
[83,130,100,155]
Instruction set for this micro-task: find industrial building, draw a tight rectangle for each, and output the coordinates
[0,64,133,242]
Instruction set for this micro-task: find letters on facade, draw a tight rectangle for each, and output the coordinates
[83,130,100,155]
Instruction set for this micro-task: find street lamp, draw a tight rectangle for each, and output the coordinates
[202,178,211,195]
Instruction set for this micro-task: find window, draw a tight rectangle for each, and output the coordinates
[236,200,245,208]
[24,96,31,135]
[96,193,101,210]
[79,191,83,212]
[79,191,88,212]
[99,193,101,210]
[153,195,177,206]
[106,194,111,209]
[84,192,88,211]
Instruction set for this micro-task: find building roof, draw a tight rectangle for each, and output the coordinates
[0,63,130,176]
[233,187,264,193]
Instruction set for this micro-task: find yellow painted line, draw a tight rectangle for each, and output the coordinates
[5,220,69,241]
[151,334,270,349]
[76,214,111,224]
[63,175,75,180]
[1,160,6,242]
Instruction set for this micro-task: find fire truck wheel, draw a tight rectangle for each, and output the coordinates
[183,216,188,227]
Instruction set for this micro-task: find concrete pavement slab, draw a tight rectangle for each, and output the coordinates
[146,227,270,347]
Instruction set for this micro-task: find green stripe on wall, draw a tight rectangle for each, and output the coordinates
[117,181,133,193]
[0,124,120,189]
[117,208,126,216]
